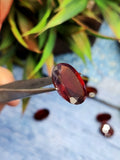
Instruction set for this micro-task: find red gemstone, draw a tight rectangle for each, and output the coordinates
[96,113,111,122]
[52,63,86,104]
[100,122,114,137]
[86,87,97,98]
[34,109,49,121]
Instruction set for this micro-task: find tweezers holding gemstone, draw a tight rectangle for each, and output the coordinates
[0,63,86,104]
[0,63,120,110]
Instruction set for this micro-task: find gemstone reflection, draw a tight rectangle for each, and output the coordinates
[100,122,114,137]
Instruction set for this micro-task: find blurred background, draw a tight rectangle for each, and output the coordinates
[0,0,120,159]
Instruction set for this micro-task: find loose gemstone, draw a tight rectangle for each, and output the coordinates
[34,109,49,121]
[52,63,86,104]
[96,113,111,122]
[100,122,114,137]
[86,87,97,98]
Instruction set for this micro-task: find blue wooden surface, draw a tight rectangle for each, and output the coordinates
[0,22,120,160]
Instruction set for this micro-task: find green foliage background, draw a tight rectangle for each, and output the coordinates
[0,0,120,112]
[1,0,120,77]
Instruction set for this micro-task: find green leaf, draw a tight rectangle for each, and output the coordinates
[95,0,120,38]
[57,24,84,35]
[19,0,35,12]
[56,0,74,11]
[23,0,53,37]
[67,36,86,63]
[6,60,13,71]
[83,10,101,23]
[0,27,14,50]
[57,0,63,5]
[38,31,48,49]
[67,30,91,63]
[28,29,56,78]
[8,6,28,48]
[23,54,41,79]
[17,11,41,53]
[23,8,51,36]
[22,97,30,114]
[45,53,54,76]
[106,1,120,13]
[71,32,92,60]
[37,0,88,34]
[0,46,15,66]
[72,17,120,40]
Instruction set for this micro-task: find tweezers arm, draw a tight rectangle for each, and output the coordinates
[0,77,54,103]
[0,88,56,103]
[0,77,53,89]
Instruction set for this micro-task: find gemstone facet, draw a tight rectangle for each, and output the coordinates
[52,63,86,104]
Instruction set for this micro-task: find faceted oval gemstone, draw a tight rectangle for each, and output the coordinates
[96,113,111,122]
[86,87,97,98]
[52,63,86,104]
[34,109,49,121]
[100,122,114,137]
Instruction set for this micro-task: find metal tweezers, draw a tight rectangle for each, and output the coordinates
[0,77,120,111]
[0,77,55,103]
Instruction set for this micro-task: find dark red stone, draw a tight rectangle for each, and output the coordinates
[34,109,49,121]
[86,87,97,98]
[96,113,111,122]
[100,122,114,137]
[52,63,86,104]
